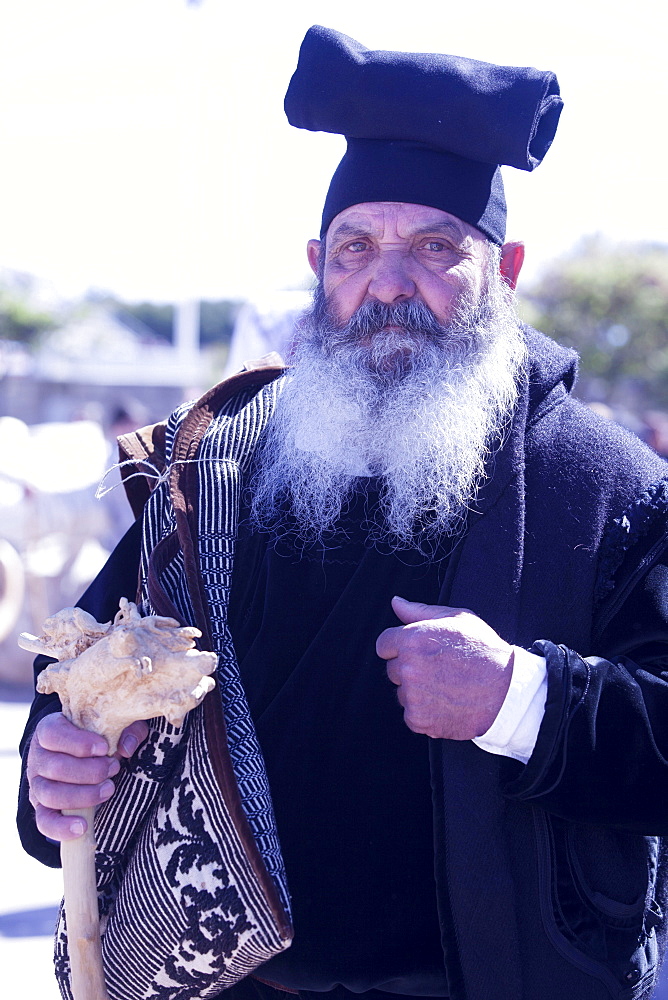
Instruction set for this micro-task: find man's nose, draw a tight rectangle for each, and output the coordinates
[366,253,416,304]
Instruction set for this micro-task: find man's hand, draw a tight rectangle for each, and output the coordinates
[26,713,149,842]
[376,596,514,740]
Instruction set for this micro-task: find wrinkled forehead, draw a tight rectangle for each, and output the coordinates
[325,201,485,248]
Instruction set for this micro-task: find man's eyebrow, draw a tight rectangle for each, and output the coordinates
[412,222,466,241]
[327,219,468,245]
[327,221,370,244]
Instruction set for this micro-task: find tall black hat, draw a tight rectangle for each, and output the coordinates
[285,26,563,244]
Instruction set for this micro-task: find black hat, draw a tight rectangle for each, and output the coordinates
[285,26,563,244]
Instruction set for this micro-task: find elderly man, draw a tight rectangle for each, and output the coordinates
[17,26,668,1000]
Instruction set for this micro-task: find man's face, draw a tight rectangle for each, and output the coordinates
[307,202,491,329]
[252,204,526,544]
[255,206,526,545]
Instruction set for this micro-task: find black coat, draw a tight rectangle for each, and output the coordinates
[428,331,668,999]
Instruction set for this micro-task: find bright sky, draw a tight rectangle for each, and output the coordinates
[0,0,666,303]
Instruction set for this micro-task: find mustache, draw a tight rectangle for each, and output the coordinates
[331,298,449,342]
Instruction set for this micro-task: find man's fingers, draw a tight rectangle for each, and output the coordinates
[385,659,403,686]
[34,803,89,842]
[376,626,401,661]
[30,774,116,811]
[379,598,467,660]
[31,744,119,785]
[35,712,109,758]
[391,595,462,625]
[115,720,149,760]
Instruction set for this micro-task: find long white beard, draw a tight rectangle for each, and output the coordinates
[250,267,526,548]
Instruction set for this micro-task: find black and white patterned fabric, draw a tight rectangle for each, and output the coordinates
[53,378,292,1000]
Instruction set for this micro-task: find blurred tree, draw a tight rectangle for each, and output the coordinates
[199,300,242,346]
[0,281,58,344]
[519,237,668,408]
[0,297,56,342]
[99,298,242,347]
[116,302,173,343]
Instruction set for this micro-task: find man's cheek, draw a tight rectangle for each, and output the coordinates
[324,279,365,325]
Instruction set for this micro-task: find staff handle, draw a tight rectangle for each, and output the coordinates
[61,806,111,1000]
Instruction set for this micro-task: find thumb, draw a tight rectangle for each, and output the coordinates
[391,595,455,625]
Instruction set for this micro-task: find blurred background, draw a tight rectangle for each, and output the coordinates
[0,0,667,994]
[1,0,668,686]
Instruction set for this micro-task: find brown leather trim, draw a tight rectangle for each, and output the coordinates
[240,350,285,372]
[201,682,292,941]
[116,362,287,521]
[118,422,167,520]
[168,366,286,651]
[147,531,189,626]
[191,364,287,415]
[147,532,267,899]
[165,366,292,940]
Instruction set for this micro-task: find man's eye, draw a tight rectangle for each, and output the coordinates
[423,240,447,252]
[346,241,369,252]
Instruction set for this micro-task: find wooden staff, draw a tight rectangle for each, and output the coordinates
[20,599,217,1000]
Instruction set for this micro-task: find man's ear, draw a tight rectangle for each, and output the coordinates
[499,242,525,291]
[307,239,321,277]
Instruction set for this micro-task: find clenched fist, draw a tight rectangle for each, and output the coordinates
[376,596,514,740]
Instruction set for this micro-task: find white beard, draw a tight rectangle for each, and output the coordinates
[250,264,526,548]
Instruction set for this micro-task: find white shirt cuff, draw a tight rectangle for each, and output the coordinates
[471,647,547,765]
